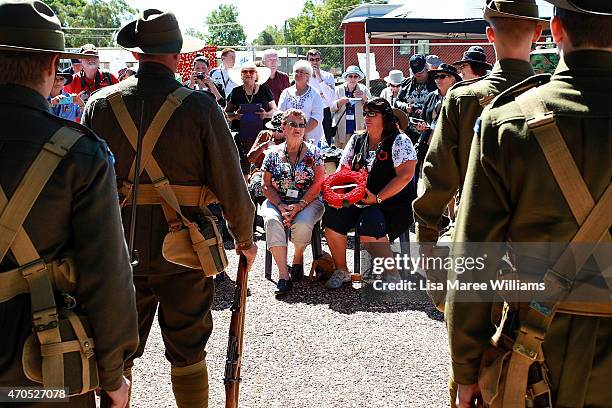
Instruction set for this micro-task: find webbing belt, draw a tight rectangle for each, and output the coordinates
[499,88,612,408]
[0,127,84,390]
[122,184,202,207]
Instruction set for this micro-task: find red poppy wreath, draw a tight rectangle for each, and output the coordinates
[322,167,368,208]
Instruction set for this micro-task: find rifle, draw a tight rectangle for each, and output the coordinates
[127,100,146,267]
[224,254,249,408]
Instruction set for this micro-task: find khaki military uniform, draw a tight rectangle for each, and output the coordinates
[414,59,536,243]
[0,84,139,406]
[81,62,255,404]
[447,51,612,406]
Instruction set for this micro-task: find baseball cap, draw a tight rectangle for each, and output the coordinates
[410,54,427,74]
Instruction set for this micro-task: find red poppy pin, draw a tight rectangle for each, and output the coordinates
[377,150,389,161]
[304,156,315,167]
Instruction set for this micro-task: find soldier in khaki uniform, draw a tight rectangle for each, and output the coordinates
[448,1,612,407]
[0,1,138,407]
[413,0,547,245]
[81,9,257,408]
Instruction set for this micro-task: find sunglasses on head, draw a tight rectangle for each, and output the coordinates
[286,121,307,128]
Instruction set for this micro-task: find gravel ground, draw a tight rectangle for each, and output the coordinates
[128,234,451,408]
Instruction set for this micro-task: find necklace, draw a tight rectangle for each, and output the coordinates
[245,85,256,103]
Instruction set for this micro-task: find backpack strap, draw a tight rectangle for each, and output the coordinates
[500,88,612,408]
[106,87,216,226]
[0,126,84,390]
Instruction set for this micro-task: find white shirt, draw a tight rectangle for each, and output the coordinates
[308,69,336,109]
[278,85,326,147]
[210,66,236,96]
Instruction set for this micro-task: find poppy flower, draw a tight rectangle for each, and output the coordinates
[304,156,315,167]
[377,150,389,161]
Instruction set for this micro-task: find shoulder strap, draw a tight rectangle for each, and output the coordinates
[0,127,84,263]
[0,127,83,390]
[501,87,612,407]
[515,88,612,281]
[106,87,214,225]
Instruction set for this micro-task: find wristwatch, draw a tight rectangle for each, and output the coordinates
[376,194,383,204]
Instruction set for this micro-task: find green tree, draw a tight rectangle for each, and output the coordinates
[205,4,246,46]
[253,25,286,46]
[42,0,136,47]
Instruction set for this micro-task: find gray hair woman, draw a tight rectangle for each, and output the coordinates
[261,109,325,295]
[277,60,326,147]
[330,65,371,148]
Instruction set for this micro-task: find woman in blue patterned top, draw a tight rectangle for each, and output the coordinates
[262,109,325,295]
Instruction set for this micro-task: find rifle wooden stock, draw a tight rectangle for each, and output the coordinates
[224,255,249,408]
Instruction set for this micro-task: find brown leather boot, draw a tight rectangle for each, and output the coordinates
[171,360,209,408]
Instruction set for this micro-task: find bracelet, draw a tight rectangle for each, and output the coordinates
[299,199,309,207]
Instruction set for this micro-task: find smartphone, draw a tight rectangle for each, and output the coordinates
[58,95,73,105]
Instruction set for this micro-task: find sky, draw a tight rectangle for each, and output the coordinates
[128,0,307,42]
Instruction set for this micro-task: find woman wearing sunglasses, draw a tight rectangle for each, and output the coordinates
[261,109,325,295]
[379,69,405,107]
[226,61,277,174]
[323,98,417,289]
[330,65,371,149]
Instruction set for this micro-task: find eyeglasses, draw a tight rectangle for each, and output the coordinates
[363,111,380,117]
[294,70,309,75]
[390,84,401,88]
[54,76,66,83]
[242,69,256,74]
[434,74,451,80]
[286,121,307,128]
[308,57,321,62]
[347,74,360,79]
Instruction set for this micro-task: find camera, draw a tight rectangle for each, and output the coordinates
[196,72,206,80]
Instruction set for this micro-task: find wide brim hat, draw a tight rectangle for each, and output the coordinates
[393,108,408,132]
[484,0,550,28]
[452,47,493,70]
[384,69,405,85]
[228,62,271,86]
[0,0,97,59]
[341,65,365,81]
[428,63,462,82]
[544,0,612,15]
[117,9,205,55]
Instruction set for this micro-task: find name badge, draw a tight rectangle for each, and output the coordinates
[346,114,355,121]
[286,189,299,198]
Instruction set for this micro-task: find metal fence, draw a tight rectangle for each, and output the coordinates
[75,40,556,91]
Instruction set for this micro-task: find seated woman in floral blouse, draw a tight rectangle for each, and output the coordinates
[262,109,325,295]
[323,97,417,289]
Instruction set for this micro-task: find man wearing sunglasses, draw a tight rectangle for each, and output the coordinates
[307,49,336,146]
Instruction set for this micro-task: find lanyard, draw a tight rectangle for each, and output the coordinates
[284,142,304,181]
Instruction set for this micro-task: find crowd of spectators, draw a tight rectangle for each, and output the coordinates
[48,42,494,296]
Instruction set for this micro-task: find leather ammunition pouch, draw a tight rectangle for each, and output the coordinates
[107,88,227,277]
[0,127,98,395]
[476,87,612,408]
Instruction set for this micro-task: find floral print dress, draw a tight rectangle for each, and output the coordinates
[262,142,323,203]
